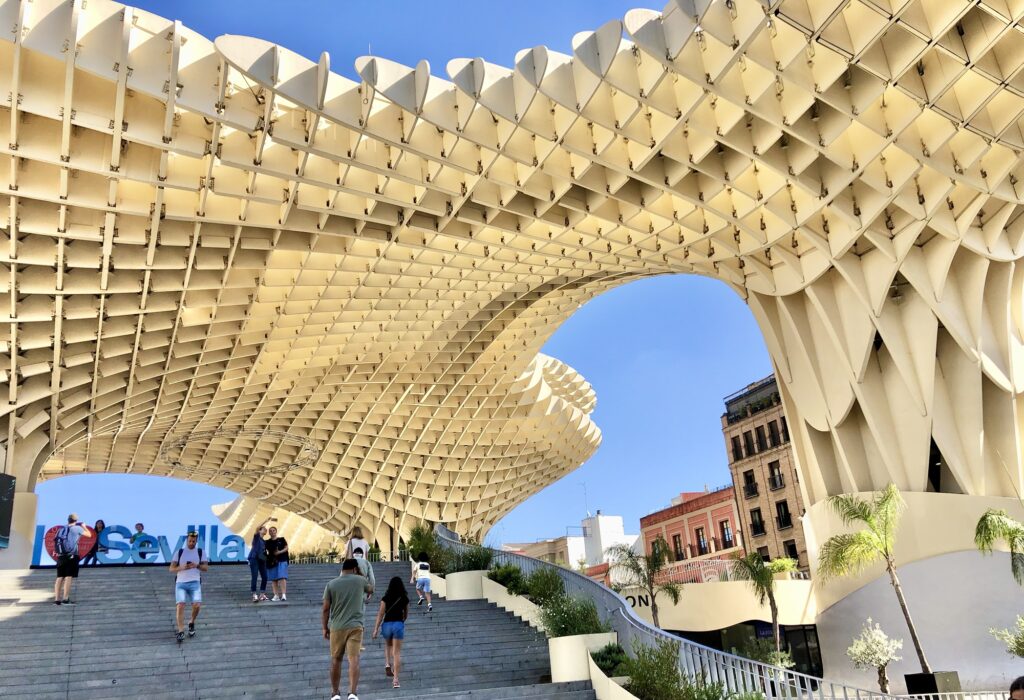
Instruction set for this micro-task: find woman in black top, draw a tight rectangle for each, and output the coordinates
[372,576,410,689]
[81,519,107,566]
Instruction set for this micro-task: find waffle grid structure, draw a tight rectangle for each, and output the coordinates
[3,0,1024,546]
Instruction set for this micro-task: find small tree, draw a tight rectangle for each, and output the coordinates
[991,615,1024,658]
[607,537,681,628]
[847,618,903,693]
[731,553,797,655]
[818,483,932,674]
[975,509,1024,585]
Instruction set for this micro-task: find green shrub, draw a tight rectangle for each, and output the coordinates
[738,638,795,669]
[681,675,728,700]
[591,642,629,677]
[406,521,435,560]
[623,638,686,700]
[488,563,527,594]
[449,544,493,573]
[729,692,767,700]
[525,566,565,604]
[540,595,609,637]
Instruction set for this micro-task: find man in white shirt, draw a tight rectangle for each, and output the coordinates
[169,531,209,643]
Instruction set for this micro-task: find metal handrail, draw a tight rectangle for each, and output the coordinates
[433,525,899,700]
[291,551,412,565]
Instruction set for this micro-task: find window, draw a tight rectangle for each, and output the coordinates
[781,416,790,442]
[784,539,799,560]
[720,520,734,548]
[743,430,755,456]
[768,420,781,447]
[769,460,784,490]
[742,469,758,498]
[776,500,793,529]
[757,546,771,562]
[696,527,709,556]
[755,425,768,452]
[750,508,766,536]
[731,436,743,462]
[672,534,684,560]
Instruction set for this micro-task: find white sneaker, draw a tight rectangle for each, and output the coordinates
[347,694,358,700]
[281,594,287,601]
[330,695,342,700]
[272,595,280,602]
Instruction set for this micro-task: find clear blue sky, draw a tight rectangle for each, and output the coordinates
[37,1,773,545]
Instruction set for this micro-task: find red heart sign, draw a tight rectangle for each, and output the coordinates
[43,525,96,561]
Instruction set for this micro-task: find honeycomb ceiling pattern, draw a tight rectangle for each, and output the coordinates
[3,0,1024,545]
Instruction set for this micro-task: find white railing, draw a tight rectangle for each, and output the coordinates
[291,550,412,565]
[658,557,735,584]
[434,524,900,700]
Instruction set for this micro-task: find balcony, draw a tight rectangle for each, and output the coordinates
[720,536,735,550]
[751,522,766,537]
[776,514,793,530]
[743,482,759,498]
[769,473,785,490]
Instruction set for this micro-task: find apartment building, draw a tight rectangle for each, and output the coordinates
[639,485,743,564]
[722,375,808,569]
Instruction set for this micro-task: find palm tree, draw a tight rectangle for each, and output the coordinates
[606,536,681,628]
[975,508,1024,584]
[731,552,797,655]
[817,483,932,674]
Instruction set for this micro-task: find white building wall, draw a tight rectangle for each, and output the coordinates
[816,550,1018,693]
[582,512,638,567]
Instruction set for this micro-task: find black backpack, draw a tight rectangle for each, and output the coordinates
[54,526,74,558]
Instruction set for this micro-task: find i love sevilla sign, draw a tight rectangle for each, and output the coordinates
[42,525,96,560]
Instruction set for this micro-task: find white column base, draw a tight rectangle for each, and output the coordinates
[0,492,37,570]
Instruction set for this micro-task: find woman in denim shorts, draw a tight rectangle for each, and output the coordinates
[372,577,409,689]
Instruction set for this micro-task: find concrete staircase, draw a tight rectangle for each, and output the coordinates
[0,561,595,700]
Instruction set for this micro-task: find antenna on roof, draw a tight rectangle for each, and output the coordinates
[582,482,591,518]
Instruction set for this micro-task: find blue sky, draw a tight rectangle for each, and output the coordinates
[37,2,773,545]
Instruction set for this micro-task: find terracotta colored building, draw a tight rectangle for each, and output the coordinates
[639,486,743,571]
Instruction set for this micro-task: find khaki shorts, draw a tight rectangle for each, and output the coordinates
[330,626,363,660]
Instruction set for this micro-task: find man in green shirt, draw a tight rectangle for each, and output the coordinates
[322,558,373,700]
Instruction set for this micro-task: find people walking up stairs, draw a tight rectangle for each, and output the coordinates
[0,561,596,699]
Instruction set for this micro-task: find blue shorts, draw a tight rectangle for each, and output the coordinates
[269,561,289,581]
[175,580,202,604]
[415,577,431,594]
[380,621,405,641]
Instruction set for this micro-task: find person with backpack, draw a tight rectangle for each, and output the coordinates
[410,552,433,611]
[53,513,90,606]
[169,530,209,643]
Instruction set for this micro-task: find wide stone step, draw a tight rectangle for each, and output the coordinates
[0,563,588,700]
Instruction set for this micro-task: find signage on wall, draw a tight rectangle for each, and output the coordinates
[31,523,247,566]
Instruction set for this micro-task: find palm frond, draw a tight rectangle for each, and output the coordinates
[975,509,1024,586]
[975,509,1024,552]
[731,552,773,605]
[827,493,874,526]
[817,531,880,581]
[874,483,905,551]
[659,581,682,604]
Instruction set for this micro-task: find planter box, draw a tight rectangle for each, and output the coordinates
[905,671,961,695]
[481,576,543,631]
[550,631,617,683]
[587,655,638,700]
[442,569,487,600]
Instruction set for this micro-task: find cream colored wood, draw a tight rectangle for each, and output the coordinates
[2,0,1023,548]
